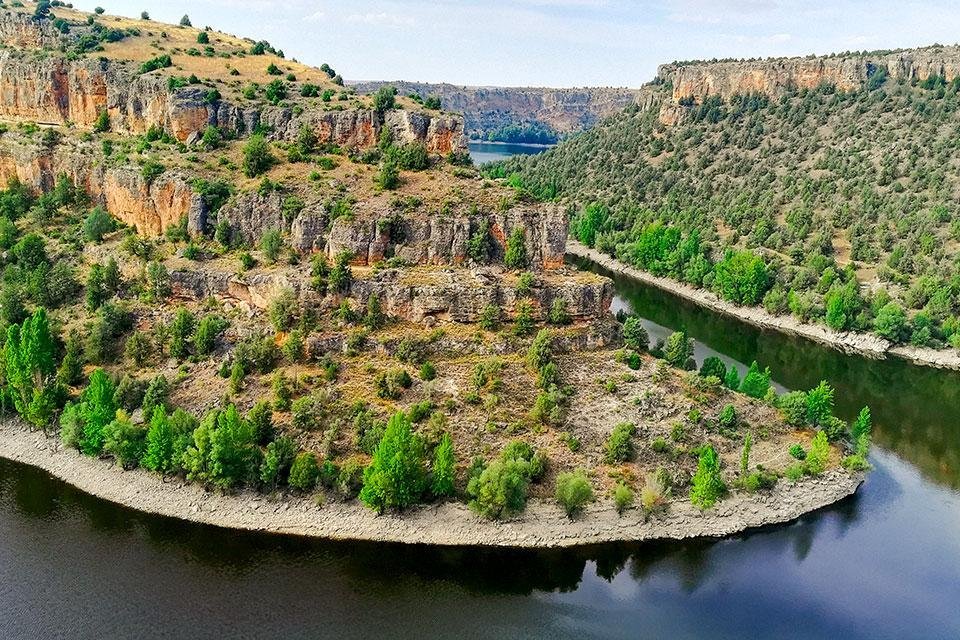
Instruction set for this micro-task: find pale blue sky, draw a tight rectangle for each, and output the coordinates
[74,1,960,87]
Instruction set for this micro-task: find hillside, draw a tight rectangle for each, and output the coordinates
[350,81,643,143]
[502,45,960,352]
[0,2,865,539]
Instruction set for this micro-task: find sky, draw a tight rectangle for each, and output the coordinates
[74,1,960,87]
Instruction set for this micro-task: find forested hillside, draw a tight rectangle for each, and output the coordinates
[499,62,960,349]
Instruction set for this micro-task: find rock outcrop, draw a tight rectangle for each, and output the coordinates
[0,133,204,234]
[170,262,613,326]
[657,45,960,105]
[326,204,568,269]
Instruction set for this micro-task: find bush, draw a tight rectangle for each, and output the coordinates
[804,431,830,476]
[260,437,297,488]
[663,331,693,368]
[739,361,771,399]
[555,470,593,518]
[419,361,436,381]
[467,459,530,519]
[242,134,274,178]
[717,404,737,429]
[789,443,807,460]
[288,452,319,490]
[504,227,527,270]
[604,422,636,463]
[613,483,634,515]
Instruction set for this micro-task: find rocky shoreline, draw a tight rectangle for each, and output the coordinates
[0,422,863,548]
[567,240,960,372]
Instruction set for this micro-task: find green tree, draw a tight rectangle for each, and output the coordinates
[78,369,117,456]
[690,445,726,509]
[92,110,110,133]
[623,317,649,351]
[714,250,769,305]
[364,293,385,330]
[372,86,396,112]
[526,329,553,370]
[504,227,528,270]
[169,307,195,359]
[242,134,274,178]
[873,302,907,342]
[288,452,319,490]
[85,264,109,310]
[103,411,146,468]
[724,366,741,390]
[260,228,282,263]
[359,411,426,512]
[141,375,170,420]
[805,430,830,475]
[555,470,593,518]
[513,300,535,336]
[194,315,226,357]
[663,331,693,368]
[141,406,178,473]
[431,432,456,498]
[805,380,834,427]
[699,356,727,381]
[574,203,606,247]
[739,361,771,399]
[851,406,872,443]
[260,436,297,488]
[604,422,636,463]
[740,432,752,476]
[5,309,58,429]
[206,405,257,488]
[467,459,530,519]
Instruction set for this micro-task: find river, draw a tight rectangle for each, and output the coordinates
[468,141,551,164]
[0,256,957,638]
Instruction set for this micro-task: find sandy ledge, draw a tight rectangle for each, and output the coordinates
[567,240,960,372]
[0,422,863,548]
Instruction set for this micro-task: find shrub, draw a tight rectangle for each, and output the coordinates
[260,437,297,488]
[288,452,319,490]
[804,431,830,476]
[548,298,571,325]
[613,483,634,514]
[242,134,274,177]
[103,413,146,469]
[663,331,693,368]
[419,361,436,381]
[739,361,771,399]
[718,404,737,429]
[604,422,636,463]
[467,459,530,519]
[555,470,593,518]
[789,443,807,460]
[504,227,527,269]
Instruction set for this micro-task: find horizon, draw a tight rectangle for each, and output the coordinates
[71,1,960,89]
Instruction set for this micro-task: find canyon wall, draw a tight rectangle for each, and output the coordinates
[657,45,960,104]
[350,81,644,139]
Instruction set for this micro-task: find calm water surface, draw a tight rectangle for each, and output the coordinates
[0,259,958,639]
[468,141,550,164]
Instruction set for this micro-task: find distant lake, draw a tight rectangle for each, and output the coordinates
[468,141,552,164]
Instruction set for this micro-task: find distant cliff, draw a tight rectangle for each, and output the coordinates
[350,81,643,140]
[656,45,960,104]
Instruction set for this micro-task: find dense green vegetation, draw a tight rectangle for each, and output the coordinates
[500,74,960,349]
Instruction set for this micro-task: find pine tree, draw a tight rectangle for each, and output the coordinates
[724,366,741,390]
[739,361,771,398]
[6,309,58,429]
[360,411,426,512]
[79,369,116,456]
[169,307,195,359]
[504,227,528,270]
[740,432,752,476]
[806,380,835,427]
[663,331,693,368]
[431,432,456,498]
[690,445,726,509]
[141,375,170,420]
[208,404,257,488]
[851,406,872,442]
[142,406,176,473]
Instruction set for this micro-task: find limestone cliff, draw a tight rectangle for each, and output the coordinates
[657,45,960,105]
[350,81,643,139]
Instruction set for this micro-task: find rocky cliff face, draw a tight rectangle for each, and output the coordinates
[351,81,643,139]
[657,45,960,104]
[170,263,612,325]
[0,22,465,152]
[326,204,568,269]
[0,134,204,234]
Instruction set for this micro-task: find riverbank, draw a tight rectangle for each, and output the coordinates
[0,421,863,548]
[567,240,960,371]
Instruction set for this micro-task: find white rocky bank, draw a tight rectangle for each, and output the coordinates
[0,422,863,548]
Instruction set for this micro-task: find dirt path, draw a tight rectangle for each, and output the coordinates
[0,421,863,548]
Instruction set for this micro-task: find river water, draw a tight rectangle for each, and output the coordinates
[468,141,550,164]
[1,261,959,639]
